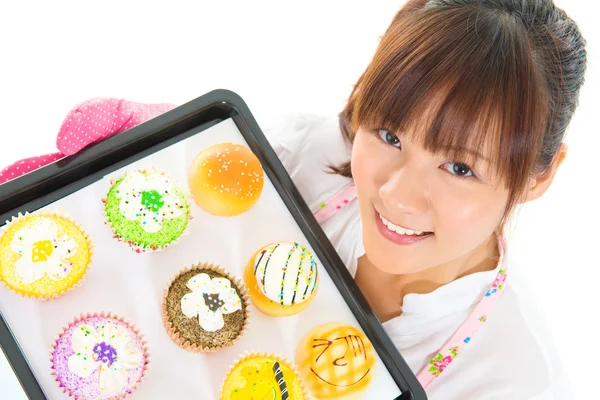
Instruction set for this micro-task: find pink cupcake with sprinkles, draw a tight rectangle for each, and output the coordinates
[50,312,149,400]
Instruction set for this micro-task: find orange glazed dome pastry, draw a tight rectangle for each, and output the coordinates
[188,143,264,216]
[0,212,92,300]
[244,242,319,317]
[295,322,376,400]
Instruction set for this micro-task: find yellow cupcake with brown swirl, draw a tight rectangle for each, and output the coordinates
[295,322,376,400]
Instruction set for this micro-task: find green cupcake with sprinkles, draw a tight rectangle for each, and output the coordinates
[103,169,191,252]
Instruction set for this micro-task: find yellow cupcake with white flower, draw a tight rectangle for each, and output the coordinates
[0,212,92,300]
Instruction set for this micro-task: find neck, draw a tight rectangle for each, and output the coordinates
[355,235,500,322]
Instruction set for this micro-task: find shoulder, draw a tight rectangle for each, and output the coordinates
[438,266,570,399]
[264,112,350,160]
[265,112,353,211]
[264,113,364,271]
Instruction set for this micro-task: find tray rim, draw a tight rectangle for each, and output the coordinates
[0,89,427,400]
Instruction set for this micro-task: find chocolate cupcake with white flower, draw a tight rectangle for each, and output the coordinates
[102,169,191,253]
[161,262,250,353]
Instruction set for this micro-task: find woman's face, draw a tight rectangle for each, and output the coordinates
[351,125,509,275]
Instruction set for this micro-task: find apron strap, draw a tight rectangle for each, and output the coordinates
[313,183,358,224]
[415,236,509,389]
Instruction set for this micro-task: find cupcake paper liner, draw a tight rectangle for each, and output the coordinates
[101,168,193,253]
[49,312,150,400]
[219,351,311,400]
[0,210,94,301]
[161,262,251,353]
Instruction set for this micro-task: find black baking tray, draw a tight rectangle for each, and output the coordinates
[0,89,427,400]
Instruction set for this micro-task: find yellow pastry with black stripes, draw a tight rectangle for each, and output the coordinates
[220,352,307,399]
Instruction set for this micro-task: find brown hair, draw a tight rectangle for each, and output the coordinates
[333,0,587,228]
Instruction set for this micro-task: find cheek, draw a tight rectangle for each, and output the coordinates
[350,137,366,183]
[434,187,507,238]
[350,134,383,193]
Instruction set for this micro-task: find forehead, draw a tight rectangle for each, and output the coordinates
[382,86,503,165]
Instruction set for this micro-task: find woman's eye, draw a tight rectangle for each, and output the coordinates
[377,129,401,148]
[443,162,474,178]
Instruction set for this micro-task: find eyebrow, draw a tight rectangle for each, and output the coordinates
[448,147,490,163]
[394,129,490,164]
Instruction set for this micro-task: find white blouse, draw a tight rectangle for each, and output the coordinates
[266,113,571,400]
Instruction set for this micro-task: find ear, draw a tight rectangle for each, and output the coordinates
[521,143,568,203]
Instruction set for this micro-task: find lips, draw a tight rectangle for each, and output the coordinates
[374,209,433,246]
[378,213,431,236]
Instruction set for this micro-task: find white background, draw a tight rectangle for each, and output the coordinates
[0,1,598,399]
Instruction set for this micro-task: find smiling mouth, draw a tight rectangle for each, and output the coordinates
[310,367,371,388]
[378,213,432,236]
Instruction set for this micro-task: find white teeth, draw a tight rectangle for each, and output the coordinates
[379,214,426,236]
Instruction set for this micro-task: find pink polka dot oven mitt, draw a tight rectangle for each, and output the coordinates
[0,98,176,185]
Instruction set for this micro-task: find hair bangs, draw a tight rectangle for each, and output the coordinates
[350,4,549,203]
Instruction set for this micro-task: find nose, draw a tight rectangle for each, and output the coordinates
[379,167,429,215]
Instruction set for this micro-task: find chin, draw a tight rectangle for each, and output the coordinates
[362,234,432,275]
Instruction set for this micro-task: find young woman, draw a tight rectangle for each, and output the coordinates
[0,0,587,398]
